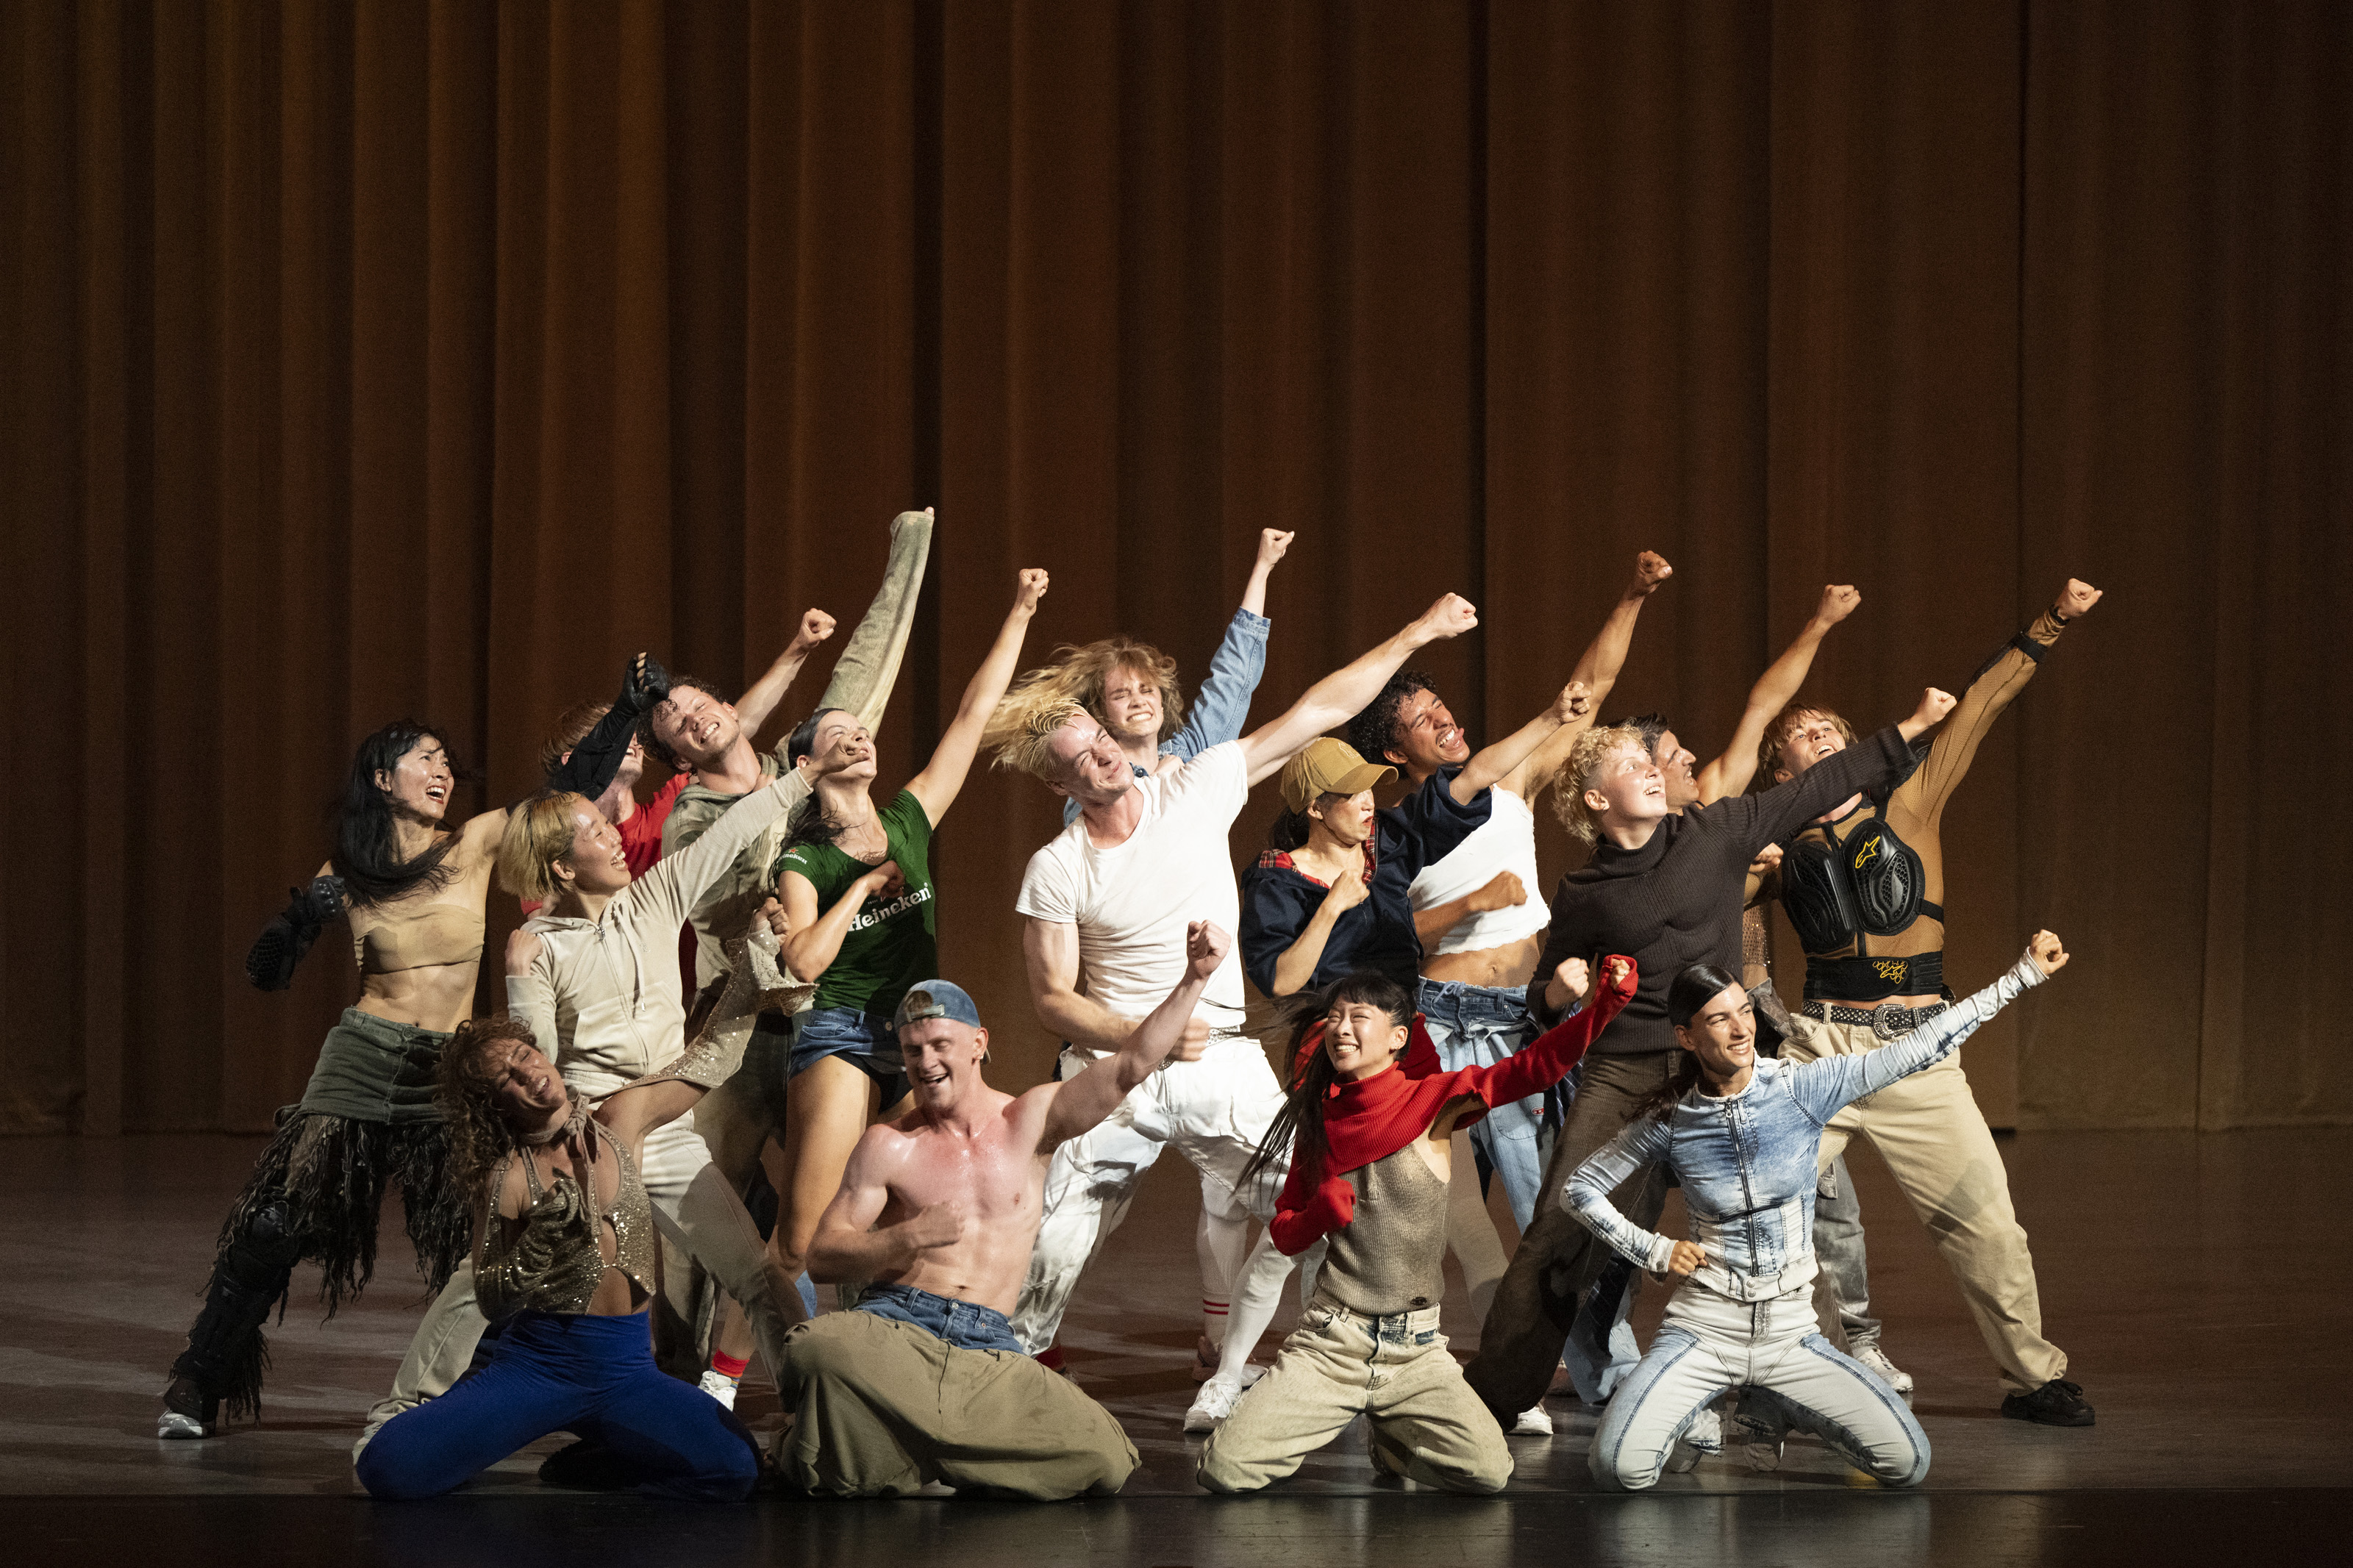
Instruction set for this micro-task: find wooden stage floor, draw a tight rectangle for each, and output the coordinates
[1,1125,2343,1564]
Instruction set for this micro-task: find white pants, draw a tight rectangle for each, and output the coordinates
[1589,1278,1929,1492]
[1012,1039,1290,1354]
[353,1115,776,1457]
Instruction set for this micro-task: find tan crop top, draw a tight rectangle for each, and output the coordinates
[475,1123,657,1320]
[354,903,486,974]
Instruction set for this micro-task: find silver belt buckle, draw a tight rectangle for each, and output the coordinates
[1871,1006,1906,1042]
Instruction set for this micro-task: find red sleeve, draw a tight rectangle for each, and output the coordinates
[620,776,690,882]
[1270,1162,1355,1256]
[1463,957,1637,1109]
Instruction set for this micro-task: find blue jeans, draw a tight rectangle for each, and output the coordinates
[1416,979,1548,1229]
[787,1006,907,1102]
[854,1284,1025,1353]
[356,1310,759,1501]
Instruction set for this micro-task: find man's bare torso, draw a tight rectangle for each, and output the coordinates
[865,1087,1055,1315]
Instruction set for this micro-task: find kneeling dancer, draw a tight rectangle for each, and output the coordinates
[1574,932,2068,1492]
[357,919,804,1502]
[1197,955,1635,1494]
[775,923,1236,1499]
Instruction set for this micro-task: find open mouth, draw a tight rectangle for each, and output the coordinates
[915,1065,951,1088]
[1813,742,1836,760]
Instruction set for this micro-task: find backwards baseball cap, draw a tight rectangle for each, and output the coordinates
[893,980,983,1033]
[1279,737,1396,813]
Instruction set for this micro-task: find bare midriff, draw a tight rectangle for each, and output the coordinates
[349,849,494,1034]
[1421,931,1543,990]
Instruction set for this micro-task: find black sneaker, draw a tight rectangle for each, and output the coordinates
[157,1376,218,1439]
[2001,1378,2095,1427]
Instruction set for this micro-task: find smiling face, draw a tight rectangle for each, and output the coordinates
[1309,790,1377,850]
[1099,662,1165,747]
[797,709,878,785]
[1652,728,1700,810]
[1772,710,1849,783]
[482,1034,571,1122]
[1385,688,1471,771]
[1582,740,1668,831]
[650,687,742,770]
[554,801,632,898]
[1674,982,1757,1089]
[899,1017,990,1112]
[376,736,454,823]
[1324,1000,1410,1082]
[1046,714,1139,806]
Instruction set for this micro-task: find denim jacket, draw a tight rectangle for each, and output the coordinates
[1063,608,1269,825]
[1565,956,2046,1302]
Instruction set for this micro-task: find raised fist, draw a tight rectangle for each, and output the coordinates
[1257,529,1295,570]
[1904,687,1957,737]
[2056,579,2103,619]
[1550,680,1593,726]
[1632,551,1674,596]
[1411,593,1479,645]
[1015,568,1050,613]
[1597,953,1638,998]
[1468,871,1525,914]
[2026,928,2069,977]
[1552,956,1590,1006]
[790,609,837,651]
[1185,919,1232,981]
[1815,584,1861,626]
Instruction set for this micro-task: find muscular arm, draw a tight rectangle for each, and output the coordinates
[1449,679,1591,805]
[1023,915,1135,1050]
[805,1129,955,1284]
[1040,921,1227,1147]
[734,611,835,740]
[1696,584,1858,805]
[1518,551,1673,798]
[904,570,1048,824]
[1235,593,1479,787]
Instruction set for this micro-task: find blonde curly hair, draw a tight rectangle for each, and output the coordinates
[1549,724,1652,846]
[985,682,1091,781]
[984,637,1185,781]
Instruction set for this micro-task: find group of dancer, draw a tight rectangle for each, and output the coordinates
[161,507,2103,1500]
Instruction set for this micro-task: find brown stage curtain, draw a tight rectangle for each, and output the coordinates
[1,1,2343,1136]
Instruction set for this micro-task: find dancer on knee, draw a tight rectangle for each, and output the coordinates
[1462,687,1955,1427]
[357,742,833,1448]
[1758,577,2104,1425]
[1575,934,2067,1490]
[1196,956,1635,1494]
[988,528,1292,1379]
[765,568,1051,1309]
[357,916,806,1503]
[161,662,666,1440]
[776,925,1235,1499]
[993,593,1482,1417]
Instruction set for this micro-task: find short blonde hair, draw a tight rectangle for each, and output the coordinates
[985,664,1094,780]
[496,790,591,902]
[1757,704,1857,786]
[1549,725,1649,846]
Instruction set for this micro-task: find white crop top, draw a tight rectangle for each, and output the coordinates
[1408,786,1549,956]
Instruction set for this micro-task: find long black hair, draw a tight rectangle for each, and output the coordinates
[783,706,851,851]
[1638,962,1747,1122]
[330,720,468,907]
[1240,971,1416,1192]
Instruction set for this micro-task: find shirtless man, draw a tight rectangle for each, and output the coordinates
[1757,577,2104,1427]
[774,923,1234,1499]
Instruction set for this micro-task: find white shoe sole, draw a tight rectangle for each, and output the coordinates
[157,1412,210,1440]
[1510,1406,1554,1436]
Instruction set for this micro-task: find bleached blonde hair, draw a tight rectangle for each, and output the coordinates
[1549,725,1650,847]
[985,679,1092,781]
[496,790,592,903]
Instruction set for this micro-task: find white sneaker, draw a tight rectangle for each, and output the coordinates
[1852,1339,1915,1403]
[1510,1406,1554,1436]
[157,1411,208,1440]
[697,1370,740,1410]
[1184,1375,1247,1433]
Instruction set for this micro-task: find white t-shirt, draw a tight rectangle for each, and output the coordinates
[1408,784,1549,956]
[1016,740,1250,1029]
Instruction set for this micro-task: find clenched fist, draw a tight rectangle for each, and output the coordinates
[1014,568,1050,614]
[2056,579,2103,620]
[790,608,837,652]
[1410,593,1479,647]
[2025,929,2069,978]
[1815,584,1861,626]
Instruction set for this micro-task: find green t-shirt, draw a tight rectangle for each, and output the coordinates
[776,789,938,1020]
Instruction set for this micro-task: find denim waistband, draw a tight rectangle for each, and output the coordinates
[854,1283,1023,1354]
[1414,977,1530,1020]
[1313,1293,1444,1342]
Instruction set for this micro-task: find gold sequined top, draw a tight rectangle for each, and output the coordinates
[476,1122,657,1320]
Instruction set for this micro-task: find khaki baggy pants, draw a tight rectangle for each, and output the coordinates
[776,1311,1138,1500]
[1198,1298,1512,1494]
[1782,1014,2067,1395]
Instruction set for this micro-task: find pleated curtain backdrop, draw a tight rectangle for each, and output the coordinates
[1,0,2344,1136]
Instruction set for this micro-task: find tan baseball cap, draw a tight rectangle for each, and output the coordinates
[1279,737,1396,813]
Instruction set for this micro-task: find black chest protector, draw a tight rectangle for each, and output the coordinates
[1782,814,1935,956]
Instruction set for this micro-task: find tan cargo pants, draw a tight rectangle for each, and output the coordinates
[776,1310,1138,1499]
[1782,1013,2068,1395]
[1198,1298,1512,1494]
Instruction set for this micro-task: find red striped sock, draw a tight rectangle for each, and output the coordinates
[709,1351,749,1382]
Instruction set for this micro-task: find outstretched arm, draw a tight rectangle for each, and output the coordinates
[548,653,671,801]
[1517,551,1672,799]
[1717,690,1957,856]
[243,868,347,991]
[1471,956,1635,1105]
[735,610,837,740]
[1236,593,1481,787]
[1040,922,1229,1147]
[1165,530,1291,763]
[1564,1114,1680,1273]
[904,570,1049,824]
[1896,578,2102,825]
[1696,584,1860,805]
[1450,680,1592,804]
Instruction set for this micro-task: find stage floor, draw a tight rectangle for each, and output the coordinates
[1,1126,2344,1563]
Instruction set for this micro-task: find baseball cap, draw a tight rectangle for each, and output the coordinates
[1279,737,1396,813]
[893,980,982,1032]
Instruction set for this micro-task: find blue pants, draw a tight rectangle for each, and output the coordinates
[855,1283,1024,1352]
[1416,979,1548,1228]
[356,1309,760,1502]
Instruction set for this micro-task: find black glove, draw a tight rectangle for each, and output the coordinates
[624,650,672,713]
[245,876,347,992]
[549,654,671,800]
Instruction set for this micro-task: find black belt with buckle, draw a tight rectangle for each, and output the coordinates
[1800,998,1949,1041]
